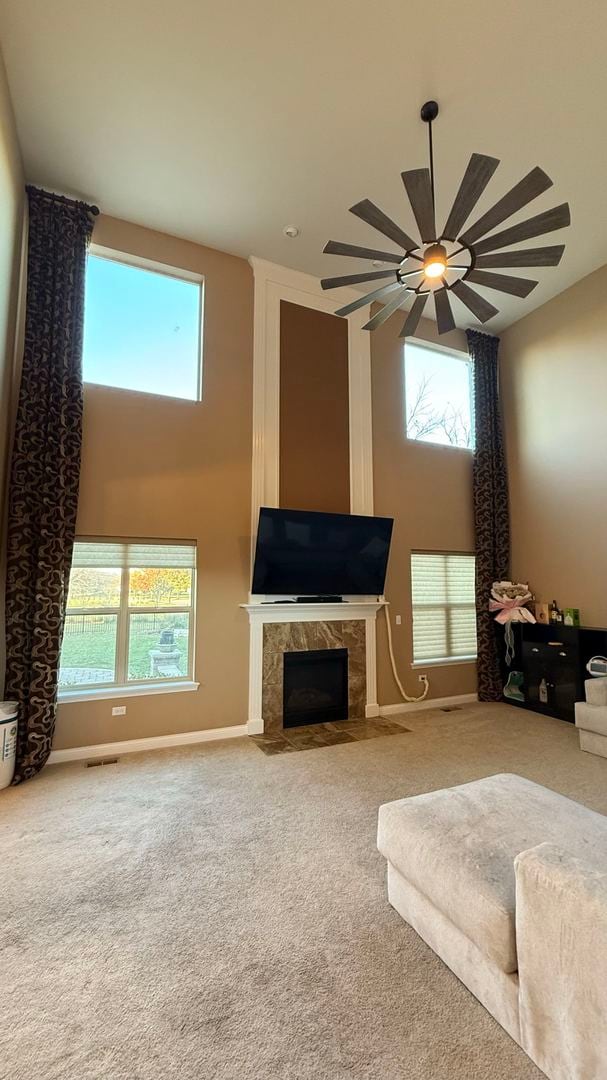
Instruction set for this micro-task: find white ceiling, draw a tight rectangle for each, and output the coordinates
[1,0,606,331]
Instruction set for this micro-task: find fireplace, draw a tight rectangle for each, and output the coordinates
[283,648,349,728]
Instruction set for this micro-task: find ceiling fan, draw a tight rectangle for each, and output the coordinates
[321,101,570,337]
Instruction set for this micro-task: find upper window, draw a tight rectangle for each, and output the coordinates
[405,340,474,450]
[410,552,477,664]
[59,540,197,693]
[82,252,203,400]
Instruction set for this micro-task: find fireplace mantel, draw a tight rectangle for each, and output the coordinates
[241,600,386,734]
[241,600,386,622]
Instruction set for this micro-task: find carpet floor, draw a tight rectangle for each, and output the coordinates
[2,702,606,1080]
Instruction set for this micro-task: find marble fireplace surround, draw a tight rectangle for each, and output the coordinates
[242,602,385,735]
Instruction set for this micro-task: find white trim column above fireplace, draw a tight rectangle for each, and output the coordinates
[248,257,374,550]
[241,601,385,735]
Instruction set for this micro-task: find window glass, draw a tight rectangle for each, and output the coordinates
[405,340,474,449]
[83,254,202,400]
[59,541,196,692]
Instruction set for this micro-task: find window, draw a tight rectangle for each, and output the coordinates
[405,339,474,450]
[82,251,203,400]
[59,540,197,694]
[411,552,477,664]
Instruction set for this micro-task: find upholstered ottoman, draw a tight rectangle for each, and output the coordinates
[576,677,607,758]
[377,773,607,1080]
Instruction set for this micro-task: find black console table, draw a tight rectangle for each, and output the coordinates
[496,621,607,723]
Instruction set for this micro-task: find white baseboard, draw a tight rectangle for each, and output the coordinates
[48,724,248,764]
[247,718,264,735]
[379,693,478,716]
[365,703,380,718]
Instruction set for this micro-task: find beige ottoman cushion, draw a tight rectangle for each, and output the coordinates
[378,773,607,974]
[576,701,607,737]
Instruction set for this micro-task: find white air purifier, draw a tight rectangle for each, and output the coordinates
[0,702,18,789]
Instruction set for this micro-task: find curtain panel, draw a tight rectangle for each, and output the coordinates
[4,186,97,783]
[467,329,510,701]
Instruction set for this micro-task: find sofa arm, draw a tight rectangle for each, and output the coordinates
[515,842,607,1080]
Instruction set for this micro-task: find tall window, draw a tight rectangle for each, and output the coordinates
[83,252,203,400]
[59,540,196,693]
[411,552,477,664]
[405,339,474,450]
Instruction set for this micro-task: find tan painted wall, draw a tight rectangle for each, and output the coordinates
[371,316,477,705]
[279,300,350,514]
[0,48,24,693]
[500,265,607,629]
[54,215,253,749]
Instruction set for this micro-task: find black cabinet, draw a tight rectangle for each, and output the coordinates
[497,622,607,723]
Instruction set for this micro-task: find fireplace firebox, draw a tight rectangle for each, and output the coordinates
[283,648,349,728]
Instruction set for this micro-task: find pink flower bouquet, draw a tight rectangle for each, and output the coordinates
[489,582,535,666]
[489,581,536,625]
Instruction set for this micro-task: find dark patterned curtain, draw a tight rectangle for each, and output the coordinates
[4,187,97,783]
[467,329,510,702]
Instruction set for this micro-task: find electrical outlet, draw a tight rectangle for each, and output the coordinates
[395,614,402,625]
[112,706,126,716]
[418,674,428,684]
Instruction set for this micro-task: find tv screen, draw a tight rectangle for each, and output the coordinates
[251,507,394,596]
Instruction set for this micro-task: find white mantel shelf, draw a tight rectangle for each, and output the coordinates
[241,600,386,734]
[241,600,386,623]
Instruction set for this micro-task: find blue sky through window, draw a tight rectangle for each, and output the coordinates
[405,340,474,449]
[82,255,202,400]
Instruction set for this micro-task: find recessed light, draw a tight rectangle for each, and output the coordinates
[283,225,300,238]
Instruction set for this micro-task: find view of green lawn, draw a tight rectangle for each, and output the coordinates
[59,613,189,685]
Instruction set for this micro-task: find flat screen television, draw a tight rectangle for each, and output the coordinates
[251,507,394,596]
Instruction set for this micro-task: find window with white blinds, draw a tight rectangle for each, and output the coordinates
[59,539,197,694]
[410,552,477,664]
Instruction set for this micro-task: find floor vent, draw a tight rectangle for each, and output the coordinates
[85,758,119,768]
[440,706,463,713]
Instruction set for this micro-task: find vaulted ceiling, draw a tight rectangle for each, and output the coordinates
[1,0,606,330]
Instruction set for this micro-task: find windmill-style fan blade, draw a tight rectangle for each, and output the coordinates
[398,293,429,338]
[474,245,565,269]
[321,269,398,290]
[451,280,499,323]
[349,199,417,253]
[362,287,410,331]
[467,269,538,297]
[460,167,553,246]
[472,203,570,255]
[442,154,500,240]
[335,281,404,318]
[401,169,436,244]
[434,288,456,334]
[323,240,404,264]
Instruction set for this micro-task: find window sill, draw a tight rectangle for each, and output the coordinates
[58,681,199,704]
[411,657,477,670]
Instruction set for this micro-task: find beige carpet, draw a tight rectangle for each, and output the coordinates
[2,703,606,1080]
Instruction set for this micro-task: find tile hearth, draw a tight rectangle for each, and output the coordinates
[251,716,412,755]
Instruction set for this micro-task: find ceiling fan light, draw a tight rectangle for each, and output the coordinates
[423,242,447,279]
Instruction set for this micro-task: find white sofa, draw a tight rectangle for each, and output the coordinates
[377,773,607,1080]
[575,677,607,758]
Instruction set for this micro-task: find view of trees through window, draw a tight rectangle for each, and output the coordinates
[60,563,194,690]
[405,340,474,450]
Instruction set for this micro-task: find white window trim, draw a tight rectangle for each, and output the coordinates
[85,245,205,402]
[60,545,197,696]
[404,336,475,453]
[411,656,477,669]
[58,681,199,704]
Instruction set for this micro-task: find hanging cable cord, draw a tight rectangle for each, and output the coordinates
[383,604,429,703]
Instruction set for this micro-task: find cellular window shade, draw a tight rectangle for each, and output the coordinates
[411,553,477,662]
[71,540,197,570]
